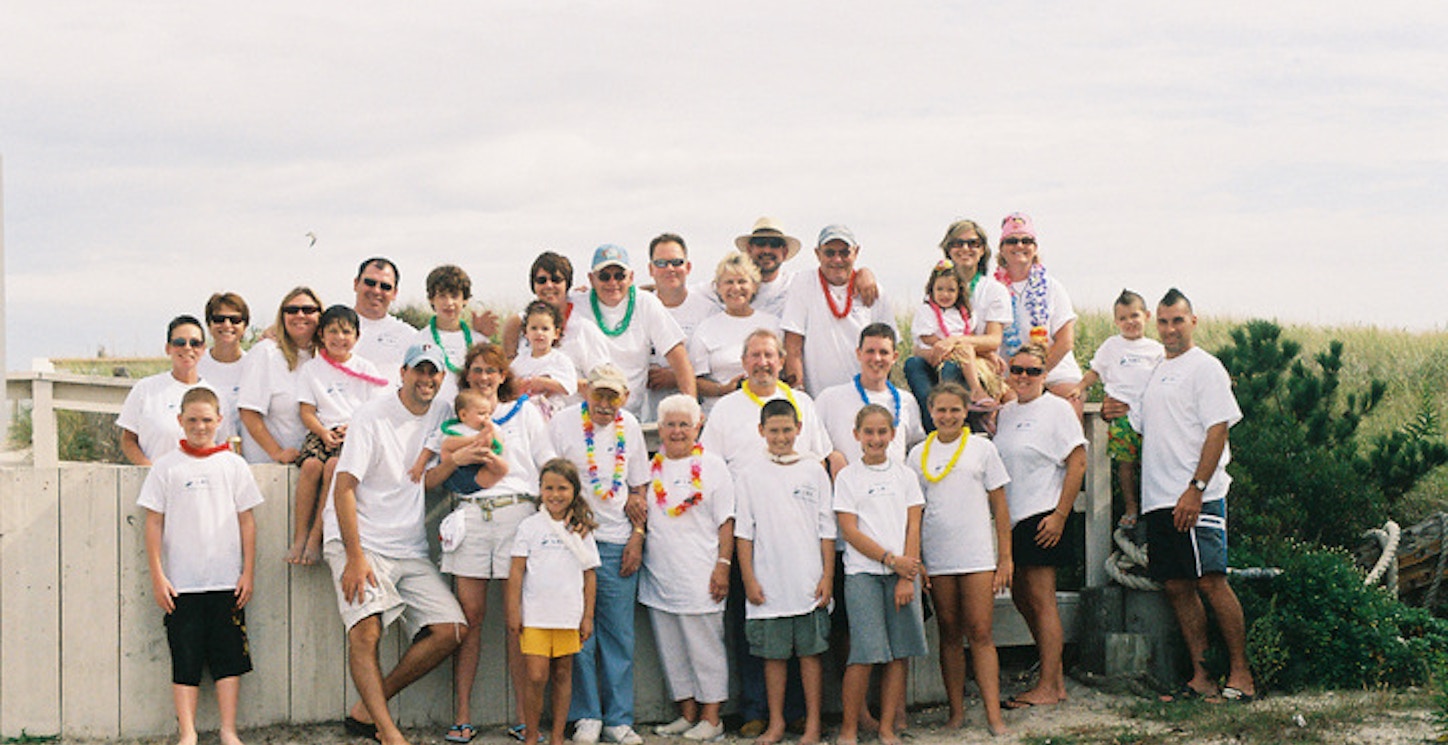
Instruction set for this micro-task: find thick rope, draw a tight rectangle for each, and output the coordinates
[1105,527,1161,591]
[1362,520,1400,593]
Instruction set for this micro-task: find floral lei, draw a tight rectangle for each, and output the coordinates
[994,263,1050,354]
[853,373,900,427]
[929,301,971,341]
[320,349,389,387]
[581,400,627,500]
[919,430,969,484]
[429,316,473,374]
[651,444,704,517]
[819,269,857,319]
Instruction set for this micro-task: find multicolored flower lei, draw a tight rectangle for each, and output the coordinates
[651,444,704,517]
[581,400,627,500]
[995,263,1050,355]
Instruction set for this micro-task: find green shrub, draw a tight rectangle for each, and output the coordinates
[1236,544,1448,691]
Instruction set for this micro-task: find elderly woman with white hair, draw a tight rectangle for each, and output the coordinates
[640,394,736,741]
[690,251,783,415]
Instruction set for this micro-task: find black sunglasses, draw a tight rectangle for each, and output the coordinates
[209,314,247,325]
[651,258,686,268]
[282,305,321,315]
[596,269,628,282]
[749,237,786,249]
[819,246,853,259]
[946,238,985,250]
[533,273,565,285]
[169,337,206,349]
[361,277,395,292]
[1001,237,1037,247]
[1009,364,1045,376]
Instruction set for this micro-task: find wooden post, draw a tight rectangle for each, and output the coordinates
[1084,408,1112,588]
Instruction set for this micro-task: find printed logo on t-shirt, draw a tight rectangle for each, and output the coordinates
[184,476,212,491]
[1118,353,1156,368]
[791,484,819,504]
[1011,420,1035,431]
[1156,373,1183,386]
[865,482,894,498]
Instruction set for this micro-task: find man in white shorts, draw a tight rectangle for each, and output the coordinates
[352,256,417,386]
[322,342,469,745]
[782,224,897,396]
[1102,288,1256,704]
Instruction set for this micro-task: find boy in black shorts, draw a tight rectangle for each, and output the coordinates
[139,387,264,745]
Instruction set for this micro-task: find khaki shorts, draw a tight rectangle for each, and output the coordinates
[322,540,466,639]
[439,499,536,579]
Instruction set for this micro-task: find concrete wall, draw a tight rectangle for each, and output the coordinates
[0,462,1094,740]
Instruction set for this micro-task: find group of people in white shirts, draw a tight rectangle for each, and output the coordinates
[124,213,1255,745]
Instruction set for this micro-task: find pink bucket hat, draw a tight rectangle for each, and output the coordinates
[1000,212,1036,239]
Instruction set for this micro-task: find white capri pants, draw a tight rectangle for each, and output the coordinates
[648,608,728,704]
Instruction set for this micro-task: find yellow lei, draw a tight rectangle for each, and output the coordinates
[743,380,799,412]
[920,430,969,484]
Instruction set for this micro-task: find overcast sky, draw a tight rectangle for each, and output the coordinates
[3,2,1445,368]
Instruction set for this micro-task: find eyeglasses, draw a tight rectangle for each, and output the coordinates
[468,366,503,377]
[819,246,853,259]
[209,314,246,325]
[749,237,785,250]
[532,274,565,285]
[1009,364,1045,376]
[946,238,985,250]
[361,277,395,292]
[1001,237,1037,247]
[169,338,206,349]
[282,305,321,315]
[595,269,628,282]
[651,258,686,269]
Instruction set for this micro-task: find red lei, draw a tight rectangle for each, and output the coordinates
[819,269,857,319]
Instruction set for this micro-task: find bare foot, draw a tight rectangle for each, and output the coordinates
[219,728,245,745]
[177,733,198,745]
[285,538,309,565]
[943,714,964,729]
[987,720,1011,737]
[302,535,323,565]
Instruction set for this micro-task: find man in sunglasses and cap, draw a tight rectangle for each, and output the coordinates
[353,256,417,386]
[730,217,881,320]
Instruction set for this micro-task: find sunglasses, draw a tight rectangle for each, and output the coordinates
[749,237,786,250]
[1001,236,1037,247]
[819,246,853,259]
[946,238,985,250]
[595,269,628,282]
[282,305,321,316]
[1009,364,1045,376]
[532,273,565,285]
[651,258,686,269]
[169,338,206,349]
[361,277,395,292]
[209,314,246,325]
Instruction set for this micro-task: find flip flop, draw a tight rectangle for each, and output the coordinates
[508,722,527,741]
[344,715,379,741]
[1216,686,1257,704]
[445,723,478,743]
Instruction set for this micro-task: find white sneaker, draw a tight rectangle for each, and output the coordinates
[681,720,725,741]
[603,724,644,744]
[655,717,694,736]
[575,719,604,744]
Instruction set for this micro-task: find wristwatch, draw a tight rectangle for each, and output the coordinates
[1189,478,1208,492]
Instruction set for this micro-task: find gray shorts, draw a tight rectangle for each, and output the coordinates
[843,573,927,665]
[323,540,466,639]
[745,606,831,660]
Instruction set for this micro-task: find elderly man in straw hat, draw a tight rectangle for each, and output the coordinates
[728,217,880,321]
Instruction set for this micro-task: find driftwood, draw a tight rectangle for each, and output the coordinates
[1357,512,1448,609]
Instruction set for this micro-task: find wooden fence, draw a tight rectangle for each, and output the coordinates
[0,403,1112,739]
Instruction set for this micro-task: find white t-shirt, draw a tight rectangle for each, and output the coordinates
[136,449,265,593]
[118,372,214,462]
[425,396,557,497]
[1089,334,1166,405]
[322,393,449,558]
[1131,347,1242,513]
[993,394,1088,525]
[814,380,925,465]
[969,276,1013,334]
[833,459,925,576]
[297,354,390,429]
[519,305,612,391]
[569,289,686,420]
[355,313,416,386]
[907,433,1010,575]
[699,385,833,469]
[688,310,783,414]
[781,269,898,396]
[412,323,474,405]
[734,458,836,620]
[510,348,579,415]
[644,289,719,421]
[639,450,735,615]
[1002,274,1082,384]
[547,403,651,544]
[236,339,311,463]
[911,302,969,347]
[750,269,796,318]
[512,512,602,629]
[198,350,246,443]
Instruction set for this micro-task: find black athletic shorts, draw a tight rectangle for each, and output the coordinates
[165,590,252,686]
